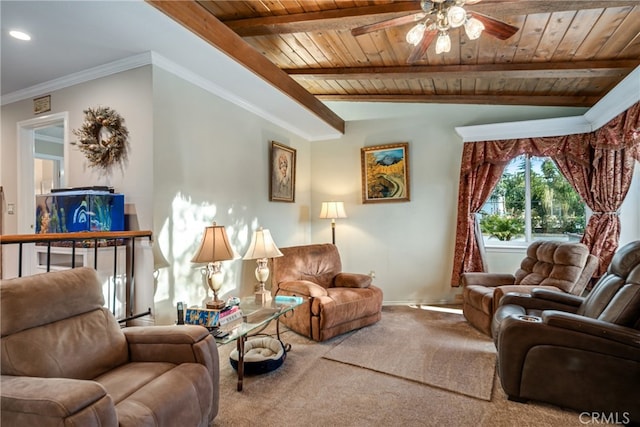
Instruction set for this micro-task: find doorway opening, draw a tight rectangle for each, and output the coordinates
[16,112,69,275]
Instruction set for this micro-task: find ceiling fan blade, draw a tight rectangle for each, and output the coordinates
[352,12,427,37]
[407,30,437,64]
[470,12,519,40]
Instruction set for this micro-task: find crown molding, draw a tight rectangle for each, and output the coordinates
[1,50,342,141]
[1,53,153,106]
[148,52,339,141]
[455,65,640,142]
[454,116,592,142]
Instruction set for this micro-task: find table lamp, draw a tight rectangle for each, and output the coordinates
[152,239,170,296]
[191,222,235,309]
[319,201,347,244]
[243,227,283,304]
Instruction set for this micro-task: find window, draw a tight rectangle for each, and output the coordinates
[480,155,586,245]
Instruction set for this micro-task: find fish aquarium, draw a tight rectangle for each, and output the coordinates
[36,190,125,233]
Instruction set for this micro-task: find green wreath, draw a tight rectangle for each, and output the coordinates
[72,106,129,171]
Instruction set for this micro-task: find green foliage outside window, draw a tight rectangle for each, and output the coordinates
[480,156,586,241]
[480,214,524,241]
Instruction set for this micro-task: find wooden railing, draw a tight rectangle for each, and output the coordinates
[1,230,153,323]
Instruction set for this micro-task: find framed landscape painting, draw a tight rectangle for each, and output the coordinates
[269,141,296,202]
[361,142,410,204]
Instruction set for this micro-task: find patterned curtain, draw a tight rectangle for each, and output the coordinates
[451,102,640,286]
[555,103,640,275]
[452,149,507,285]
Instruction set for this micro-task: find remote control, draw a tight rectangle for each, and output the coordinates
[176,302,184,325]
[213,329,229,339]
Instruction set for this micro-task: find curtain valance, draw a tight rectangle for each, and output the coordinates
[451,102,640,286]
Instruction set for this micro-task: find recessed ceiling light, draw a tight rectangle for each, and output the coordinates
[9,30,31,41]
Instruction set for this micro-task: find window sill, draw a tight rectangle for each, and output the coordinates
[484,244,528,252]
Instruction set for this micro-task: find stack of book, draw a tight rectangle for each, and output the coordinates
[185,305,242,329]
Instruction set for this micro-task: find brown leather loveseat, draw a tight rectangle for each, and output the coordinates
[1,267,219,426]
[271,244,383,342]
[492,240,640,422]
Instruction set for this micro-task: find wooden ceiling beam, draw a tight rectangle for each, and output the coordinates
[315,94,600,108]
[209,2,421,36]
[219,1,640,37]
[285,60,640,81]
[146,0,345,134]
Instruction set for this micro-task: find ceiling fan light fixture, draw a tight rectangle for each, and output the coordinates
[406,22,426,46]
[447,6,467,28]
[464,17,484,40]
[435,32,451,54]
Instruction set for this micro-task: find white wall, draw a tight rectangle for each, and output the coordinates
[1,65,312,325]
[619,162,640,248]
[1,67,154,232]
[151,67,311,325]
[310,102,608,304]
[1,67,156,321]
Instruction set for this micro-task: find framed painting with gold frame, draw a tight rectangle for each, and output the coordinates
[269,141,296,202]
[361,142,410,204]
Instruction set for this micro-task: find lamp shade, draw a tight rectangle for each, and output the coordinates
[152,240,170,270]
[319,201,347,219]
[243,228,283,260]
[435,32,451,54]
[191,223,235,264]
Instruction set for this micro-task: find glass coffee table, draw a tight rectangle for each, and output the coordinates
[215,296,303,391]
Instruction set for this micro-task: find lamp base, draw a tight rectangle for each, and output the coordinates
[206,299,226,310]
[255,289,272,305]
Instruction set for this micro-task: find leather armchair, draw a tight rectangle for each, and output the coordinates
[1,267,219,427]
[462,241,598,336]
[271,244,383,342]
[492,240,640,422]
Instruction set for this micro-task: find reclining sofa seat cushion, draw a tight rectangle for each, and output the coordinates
[1,267,218,427]
[462,241,596,336]
[272,244,383,342]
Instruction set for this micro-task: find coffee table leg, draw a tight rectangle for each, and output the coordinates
[276,318,292,352]
[237,335,246,391]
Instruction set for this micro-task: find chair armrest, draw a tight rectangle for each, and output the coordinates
[277,280,329,298]
[542,311,640,348]
[124,325,218,366]
[1,375,117,425]
[499,292,580,313]
[531,288,584,306]
[461,272,515,287]
[494,285,561,309]
[334,273,371,288]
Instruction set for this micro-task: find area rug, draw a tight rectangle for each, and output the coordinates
[322,305,497,401]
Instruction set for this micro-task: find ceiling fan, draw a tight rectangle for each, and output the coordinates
[351,0,519,64]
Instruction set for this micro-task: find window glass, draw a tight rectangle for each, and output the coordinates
[480,155,585,245]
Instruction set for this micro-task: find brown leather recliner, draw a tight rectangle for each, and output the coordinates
[1,267,219,427]
[492,240,640,422]
[271,244,383,342]
[462,241,598,336]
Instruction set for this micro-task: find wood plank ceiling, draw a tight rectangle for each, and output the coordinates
[152,1,640,110]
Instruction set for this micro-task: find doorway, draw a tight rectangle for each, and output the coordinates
[16,112,69,275]
[34,125,65,195]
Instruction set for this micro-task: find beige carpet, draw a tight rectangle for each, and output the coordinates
[213,305,582,427]
[322,305,496,400]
